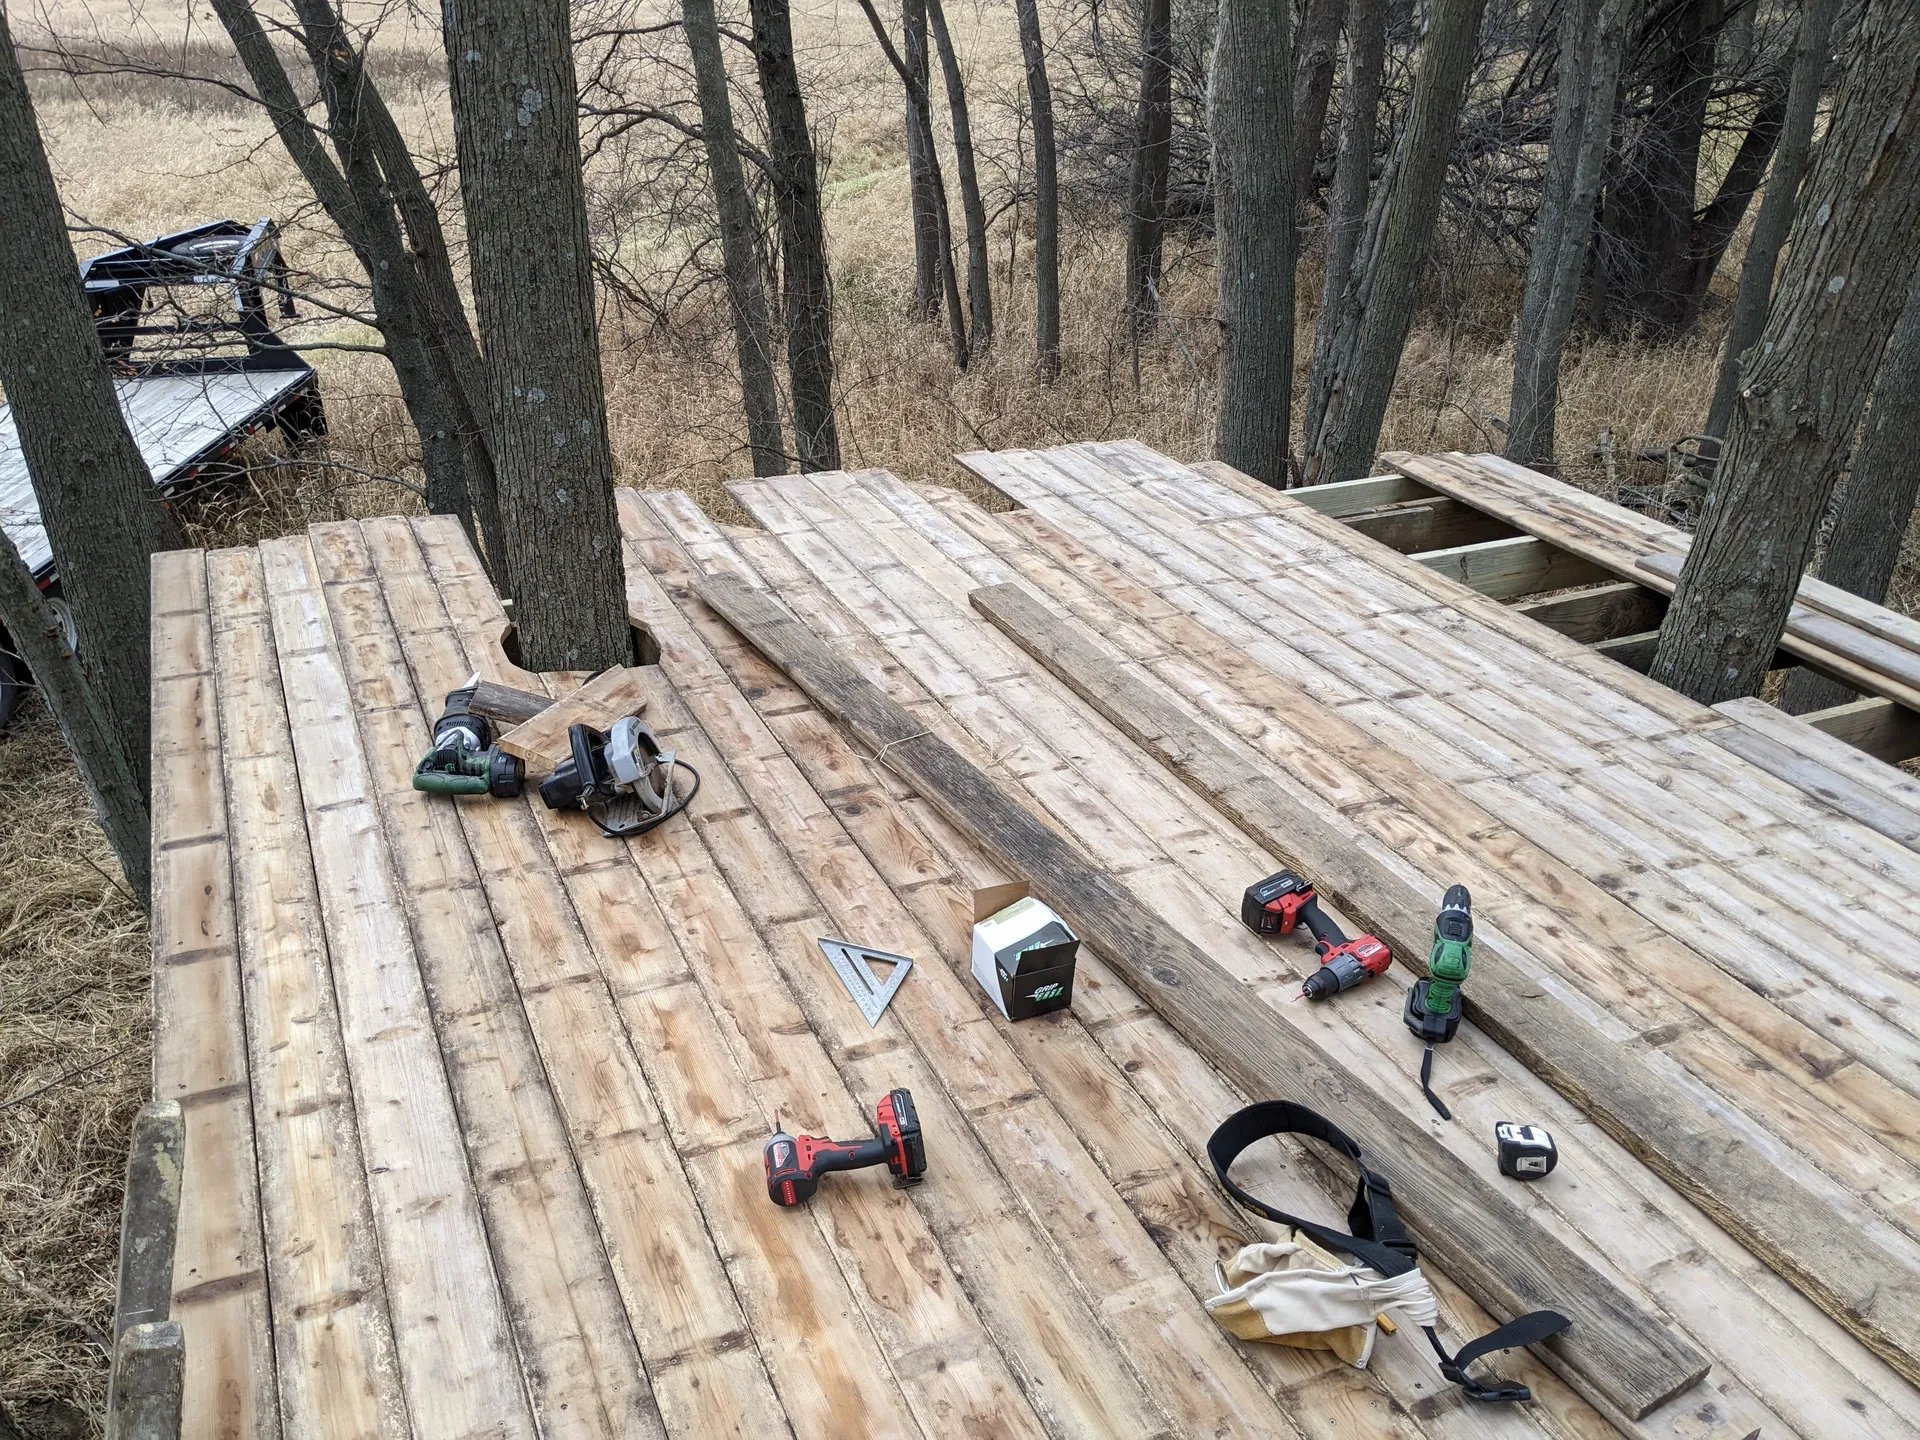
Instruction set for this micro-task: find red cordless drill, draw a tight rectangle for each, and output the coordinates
[765,1088,927,1207]
[1242,871,1392,1000]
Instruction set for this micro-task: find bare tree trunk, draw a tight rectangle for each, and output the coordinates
[749,0,842,469]
[1015,0,1061,381]
[289,0,477,530]
[1650,9,1920,703]
[0,529,149,901]
[857,0,968,368]
[1679,68,1788,324]
[1588,0,1723,339]
[1291,0,1346,215]
[904,0,942,321]
[1212,0,1294,487]
[356,68,508,561]
[1302,0,1490,485]
[1505,0,1631,466]
[1124,0,1173,333]
[928,0,993,354]
[683,0,788,475]
[1782,279,1920,713]
[213,0,506,571]
[440,0,630,670]
[0,8,183,798]
[1304,0,1386,454]
[1702,0,1839,451]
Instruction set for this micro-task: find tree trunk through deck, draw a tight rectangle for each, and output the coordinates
[440,0,631,671]
[1651,7,1920,704]
[1211,0,1294,487]
[1291,0,1345,216]
[0,7,183,803]
[928,0,993,355]
[683,0,788,476]
[1014,0,1061,380]
[749,0,842,469]
[1302,0,1491,485]
[1703,0,1839,451]
[1305,0,1386,460]
[1505,0,1632,467]
[1783,280,1920,714]
[1124,0,1173,334]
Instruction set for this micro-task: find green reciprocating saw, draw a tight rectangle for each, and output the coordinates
[413,683,526,799]
[1404,885,1472,1120]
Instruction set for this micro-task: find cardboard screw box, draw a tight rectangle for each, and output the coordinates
[970,882,1079,1020]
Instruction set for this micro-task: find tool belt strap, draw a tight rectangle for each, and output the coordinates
[1208,1101,1570,1405]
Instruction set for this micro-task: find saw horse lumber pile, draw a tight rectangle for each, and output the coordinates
[146,442,1920,1438]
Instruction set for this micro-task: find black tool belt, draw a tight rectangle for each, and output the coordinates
[1208,1101,1570,1404]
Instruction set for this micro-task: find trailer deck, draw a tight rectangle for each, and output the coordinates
[149,443,1920,1438]
[0,367,316,576]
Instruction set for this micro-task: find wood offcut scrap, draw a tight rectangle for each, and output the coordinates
[474,668,653,770]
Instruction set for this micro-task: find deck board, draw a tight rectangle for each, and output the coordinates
[148,445,1920,1439]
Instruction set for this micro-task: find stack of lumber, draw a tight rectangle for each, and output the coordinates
[147,441,1920,1438]
[1380,450,1920,756]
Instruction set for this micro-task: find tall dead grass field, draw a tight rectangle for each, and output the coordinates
[0,0,1876,1430]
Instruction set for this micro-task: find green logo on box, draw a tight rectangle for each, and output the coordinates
[1030,982,1064,1002]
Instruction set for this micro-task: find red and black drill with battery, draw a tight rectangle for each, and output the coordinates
[765,1088,927,1207]
[1242,870,1392,1000]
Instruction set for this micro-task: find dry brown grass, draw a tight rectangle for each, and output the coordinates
[0,710,149,1439]
[3,1,1915,1431]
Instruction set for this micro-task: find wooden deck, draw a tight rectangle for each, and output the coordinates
[150,442,1920,1438]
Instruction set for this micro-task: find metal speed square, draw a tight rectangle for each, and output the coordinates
[817,937,914,1026]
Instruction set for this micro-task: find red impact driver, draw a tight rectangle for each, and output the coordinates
[765,1088,927,1207]
[1242,870,1393,1000]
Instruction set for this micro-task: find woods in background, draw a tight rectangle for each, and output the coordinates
[6,0,1920,882]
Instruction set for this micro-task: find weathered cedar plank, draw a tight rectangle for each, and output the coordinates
[1802,695,1920,764]
[1709,696,1920,847]
[205,547,407,1439]
[1412,534,1613,601]
[259,535,536,1439]
[147,547,277,1440]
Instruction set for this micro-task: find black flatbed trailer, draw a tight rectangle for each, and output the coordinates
[0,218,324,722]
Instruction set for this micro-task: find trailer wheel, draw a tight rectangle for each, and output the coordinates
[48,594,79,652]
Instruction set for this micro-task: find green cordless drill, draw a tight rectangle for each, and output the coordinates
[413,683,525,799]
[1404,885,1471,1119]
